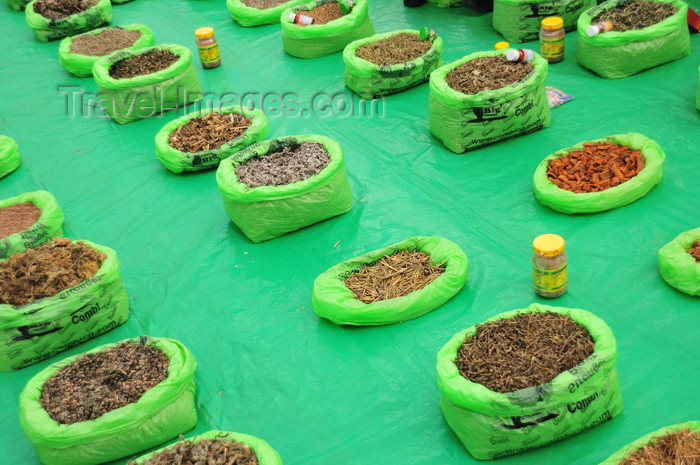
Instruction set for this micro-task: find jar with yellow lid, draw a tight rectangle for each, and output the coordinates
[195,27,221,69]
[532,233,567,298]
[539,16,564,63]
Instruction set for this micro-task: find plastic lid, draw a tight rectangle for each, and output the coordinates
[340,1,352,13]
[533,234,565,256]
[494,41,510,50]
[195,27,214,39]
[541,16,564,29]
[419,27,436,41]
[586,25,599,36]
[505,49,520,61]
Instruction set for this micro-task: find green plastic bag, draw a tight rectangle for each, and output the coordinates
[58,24,155,77]
[19,336,197,465]
[0,190,64,260]
[155,105,270,174]
[598,421,700,464]
[576,0,690,79]
[92,44,202,124]
[312,236,468,326]
[129,430,283,464]
[658,227,700,296]
[227,0,308,27]
[281,0,375,59]
[343,30,444,99]
[428,50,550,154]
[0,135,21,179]
[437,303,623,460]
[426,0,462,7]
[493,0,595,42]
[7,0,31,12]
[25,0,112,43]
[533,133,665,214]
[216,134,353,243]
[0,240,129,372]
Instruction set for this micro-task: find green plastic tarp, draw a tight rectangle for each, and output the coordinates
[343,29,444,99]
[58,24,155,77]
[0,240,129,372]
[281,0,375,59]
[576,0,691,79]
[92,44,202,124]
[313,236,468,325]
[25,0,112,42]
[155,105,270,174]
[19,336,197,465]
[598,421,700,464]
[428,50,550,153]
[437,303,623,459]
[216,134,353,243]
[0,135,21,179]
[7,0,30,12]
[227,0,308,27]
[130,430,283,464]
[493,0,595,43]
[533,133,665,214]
[658,227,700,296]
[0,190,64,259]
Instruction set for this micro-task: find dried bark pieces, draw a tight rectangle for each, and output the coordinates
[445,56,534,95]
[131,436,259,465]
[547,141,645,193]
[234,141,330,187]
[299,2,344,24]
[355,33,432,66]
[109,50,179,80]
[687,240,700,263]
[619,428,700,465]
[33,0,97,19]
[169,113,252,153]
[593,1,678,32]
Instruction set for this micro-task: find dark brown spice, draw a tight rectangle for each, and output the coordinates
[344,250,445,303]
[69,27,143,56]
[129,435,259,465]
[0,238,106,307]
[618,428,700,465]
[455,312,595,393]
[355,33,432,66]
[241,0,290,9]
[40,341,170,425]
[109,50,179,80]
[0,202,41,240]
[686,240,700,263]
[169,113,252,153]
[445,56,534,95]
[33,0,97,19]
[299,2,344,24]
[547,141,645,193]
[593,1,678,32]
[234,141,330,187]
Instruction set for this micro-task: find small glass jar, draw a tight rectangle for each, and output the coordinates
[195,27,221,69]
[532,234,568,298]
[539,16,564,63]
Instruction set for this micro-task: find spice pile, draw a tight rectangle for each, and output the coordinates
[234,141,330,187]
[131,436,259,465]
[241,0,290,9]
[619,429,700,465]
[546,142,645,193]
[299,2,344,24]
[0,238,105,307]
[169,113,252,153]
[687,240,700,262]
[355,33,432,66]
[445,56,534,95]
[69,28,143,56]
[33,0,97,19]
[109,50,179,79]
[40,341,170,424]
[0,202,41,240]
[455,312,595,393]
[593,1,678,32]
[344,250,445,304]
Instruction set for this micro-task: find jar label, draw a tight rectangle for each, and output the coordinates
[198,44,221,63]
[533,263,567,294]
[540,37,564,58]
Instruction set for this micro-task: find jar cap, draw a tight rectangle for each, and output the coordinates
[339,1,353,14]
[533,234,565,256]
[505,49,520,61]
[195,27,214,39]
[419,27,437,41]
[541,16,564,29]
[494,41,510,50]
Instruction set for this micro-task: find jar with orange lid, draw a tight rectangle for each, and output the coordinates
[532,233,567,298]
[195,27,221,69]
[539,16,564,63]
